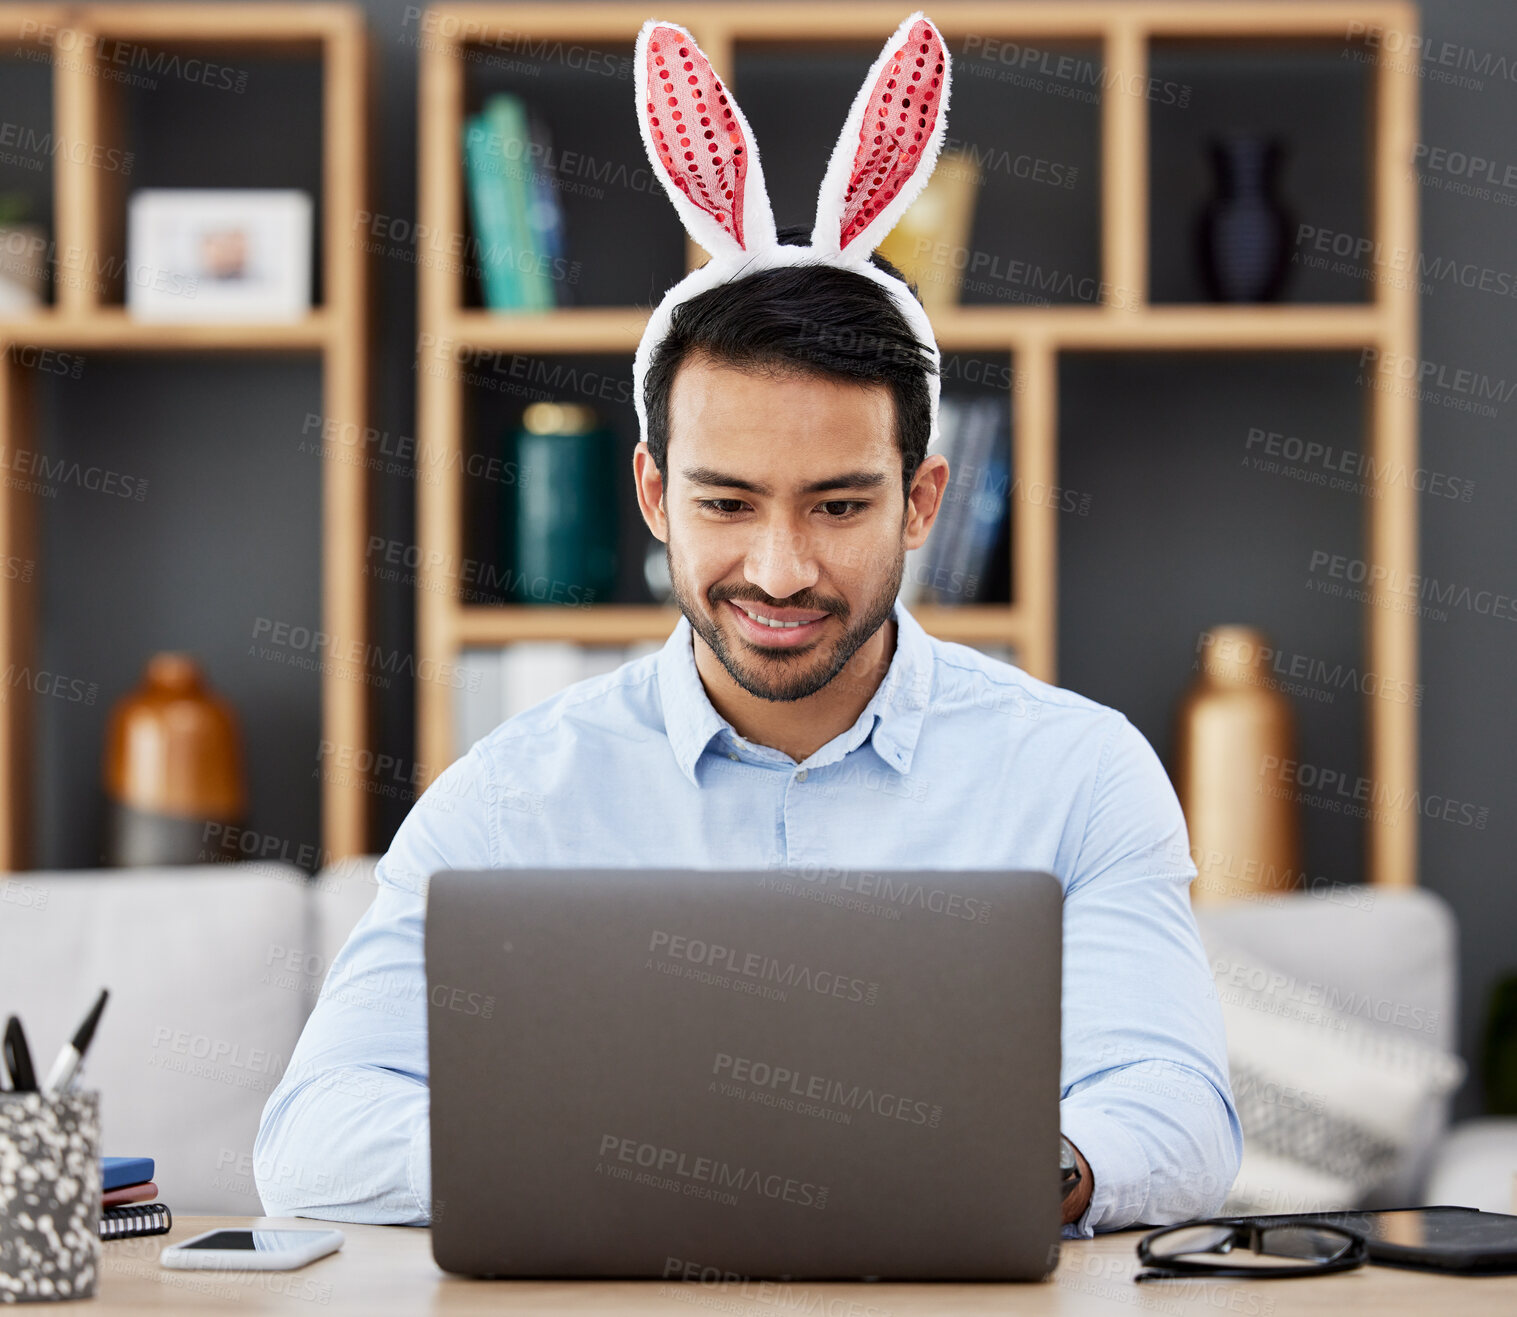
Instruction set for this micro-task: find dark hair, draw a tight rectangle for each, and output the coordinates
[643,225,936,499]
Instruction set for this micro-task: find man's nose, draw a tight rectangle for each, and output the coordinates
[743,517,822,600]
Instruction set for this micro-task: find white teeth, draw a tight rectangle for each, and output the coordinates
[738,604,818,629]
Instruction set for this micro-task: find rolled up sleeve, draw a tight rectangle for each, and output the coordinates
[254,744,497,1223]
[1058,714,1243,1235]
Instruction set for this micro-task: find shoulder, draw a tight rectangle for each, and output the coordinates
[919,634,1172,814]
[924,633,1126,736]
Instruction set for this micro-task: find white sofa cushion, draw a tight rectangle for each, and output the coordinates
[0,863,313,1214]
[307,854,382,980]
[1194,886,1461,1207]
[1202,929,1465,1213]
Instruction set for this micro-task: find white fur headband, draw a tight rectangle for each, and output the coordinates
[630,11,953,454]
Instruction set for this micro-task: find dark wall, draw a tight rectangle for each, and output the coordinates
[7,1,1513,1115]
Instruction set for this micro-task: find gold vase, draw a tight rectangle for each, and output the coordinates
[102,653,247,867]
[1175,625,1301,904]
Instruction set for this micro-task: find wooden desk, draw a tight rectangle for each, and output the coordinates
[94,1215,1517,1315]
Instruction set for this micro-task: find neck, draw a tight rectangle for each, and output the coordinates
[694,616,898,764]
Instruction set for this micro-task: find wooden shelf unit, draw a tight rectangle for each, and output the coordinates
[0,3,373,870]
[416,2,1420,889]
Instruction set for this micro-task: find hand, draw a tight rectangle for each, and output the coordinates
[1061,1139,1093,1226]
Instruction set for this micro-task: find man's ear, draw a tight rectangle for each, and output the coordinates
[633,442,669,542]
[904,454,950,551]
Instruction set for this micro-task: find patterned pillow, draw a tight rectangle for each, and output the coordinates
[1204,935,1466,1214]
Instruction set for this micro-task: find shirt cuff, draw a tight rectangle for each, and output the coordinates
[1059,1104,1151,1235]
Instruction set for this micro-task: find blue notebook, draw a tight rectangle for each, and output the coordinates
[102,1157,153,1191]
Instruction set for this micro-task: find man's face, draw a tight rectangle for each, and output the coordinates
[635,353,935,704]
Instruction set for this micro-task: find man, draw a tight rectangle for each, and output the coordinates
[255,231,1242,1236]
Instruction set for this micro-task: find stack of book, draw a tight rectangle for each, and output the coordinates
[900,396,1011,608]
[456,641,667,750]
[100,1156,172,1240]
[462,93,569,311]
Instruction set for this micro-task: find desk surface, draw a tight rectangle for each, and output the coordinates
[94,1215,1517,1315]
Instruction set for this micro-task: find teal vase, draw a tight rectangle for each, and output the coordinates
[506,402,620,606]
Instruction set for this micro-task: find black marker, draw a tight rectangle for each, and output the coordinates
[43,989,109,1098]
[3,1016,38,1093]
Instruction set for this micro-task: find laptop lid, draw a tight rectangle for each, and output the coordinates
[426,867,1062,1280]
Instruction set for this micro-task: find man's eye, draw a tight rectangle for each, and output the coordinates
[696,499,866,519]
[821,501,867,519]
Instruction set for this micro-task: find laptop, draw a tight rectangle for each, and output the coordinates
[425,867,1063,1281]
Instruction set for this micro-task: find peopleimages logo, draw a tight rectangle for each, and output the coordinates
[712,1052,944,1128]
[647,930,880,1005]
[597,1134,828,1210]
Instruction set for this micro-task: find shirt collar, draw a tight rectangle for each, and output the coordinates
[656,596,932,788]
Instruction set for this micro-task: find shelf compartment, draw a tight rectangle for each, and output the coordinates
[457,37,685,310]
[1058,350,1370,892]
[1147,38,1371,306]
[0,4,372,871]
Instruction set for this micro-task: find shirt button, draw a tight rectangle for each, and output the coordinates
[795,769,808,782]
[728,752,740,761]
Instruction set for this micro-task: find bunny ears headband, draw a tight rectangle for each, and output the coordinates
[630,11,953,453]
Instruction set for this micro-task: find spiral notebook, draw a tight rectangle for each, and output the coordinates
[100,1202,173,1240]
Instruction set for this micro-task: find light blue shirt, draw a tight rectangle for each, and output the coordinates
[255,597,1241,1236]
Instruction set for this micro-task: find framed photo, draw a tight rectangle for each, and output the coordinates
[126,189,313,321]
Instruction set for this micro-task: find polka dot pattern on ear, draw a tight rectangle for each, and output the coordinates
[840,18,946,250]
[646,25,749,249]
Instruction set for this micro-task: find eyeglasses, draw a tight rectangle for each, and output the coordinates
[1135,1219,1368,1282]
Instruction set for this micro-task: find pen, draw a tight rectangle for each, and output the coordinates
[43,989,109,1098]
[3,1016,38,1093]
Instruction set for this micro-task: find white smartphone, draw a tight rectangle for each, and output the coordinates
[159,1227,344,1271]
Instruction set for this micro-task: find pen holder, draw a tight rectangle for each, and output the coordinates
[0,1090,100,1303]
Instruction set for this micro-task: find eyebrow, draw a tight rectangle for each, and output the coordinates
[680,466,887,497]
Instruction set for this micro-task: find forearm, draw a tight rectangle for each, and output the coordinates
[1060,1059,1240,1236]
[254,1062,431,1224]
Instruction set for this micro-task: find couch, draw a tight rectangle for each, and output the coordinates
[2,861,1513,1216]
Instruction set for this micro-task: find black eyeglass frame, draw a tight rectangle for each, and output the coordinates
[1134,1218,1369,1282]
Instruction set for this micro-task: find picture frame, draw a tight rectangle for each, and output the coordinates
[126,189,313,321]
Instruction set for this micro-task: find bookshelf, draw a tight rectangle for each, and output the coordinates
[416,2,1420,889]
[0,4,372,869]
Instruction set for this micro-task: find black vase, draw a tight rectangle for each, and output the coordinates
[1197,136,1293,303]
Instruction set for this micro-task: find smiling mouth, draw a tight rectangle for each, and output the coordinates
[728,601,829,629]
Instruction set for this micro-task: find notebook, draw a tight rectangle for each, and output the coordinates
[102,1156,154,1191]
[99,1202,172,1241]
[103,1180,158,1207]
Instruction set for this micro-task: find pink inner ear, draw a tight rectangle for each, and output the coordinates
[646,25,748,249]
[840,19,946,250]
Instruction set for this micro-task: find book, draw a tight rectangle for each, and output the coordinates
[100,1202,172,1241]
[455,642,665,752]
[462,112,521,309]
[484,94,552,311]
[524,107,569,306]
[954,402,1010,602]
[919,398,1008,606]
[455,648,504,752]
[900,397,967,607]
[102,1156,154,1192]
[103,1180,159,1207]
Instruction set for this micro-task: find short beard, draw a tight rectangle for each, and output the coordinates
[666,531,903,703]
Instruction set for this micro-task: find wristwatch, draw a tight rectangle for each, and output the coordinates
[1059,1135,1083,1204]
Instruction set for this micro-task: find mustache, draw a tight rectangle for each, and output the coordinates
[711,588,846,615]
